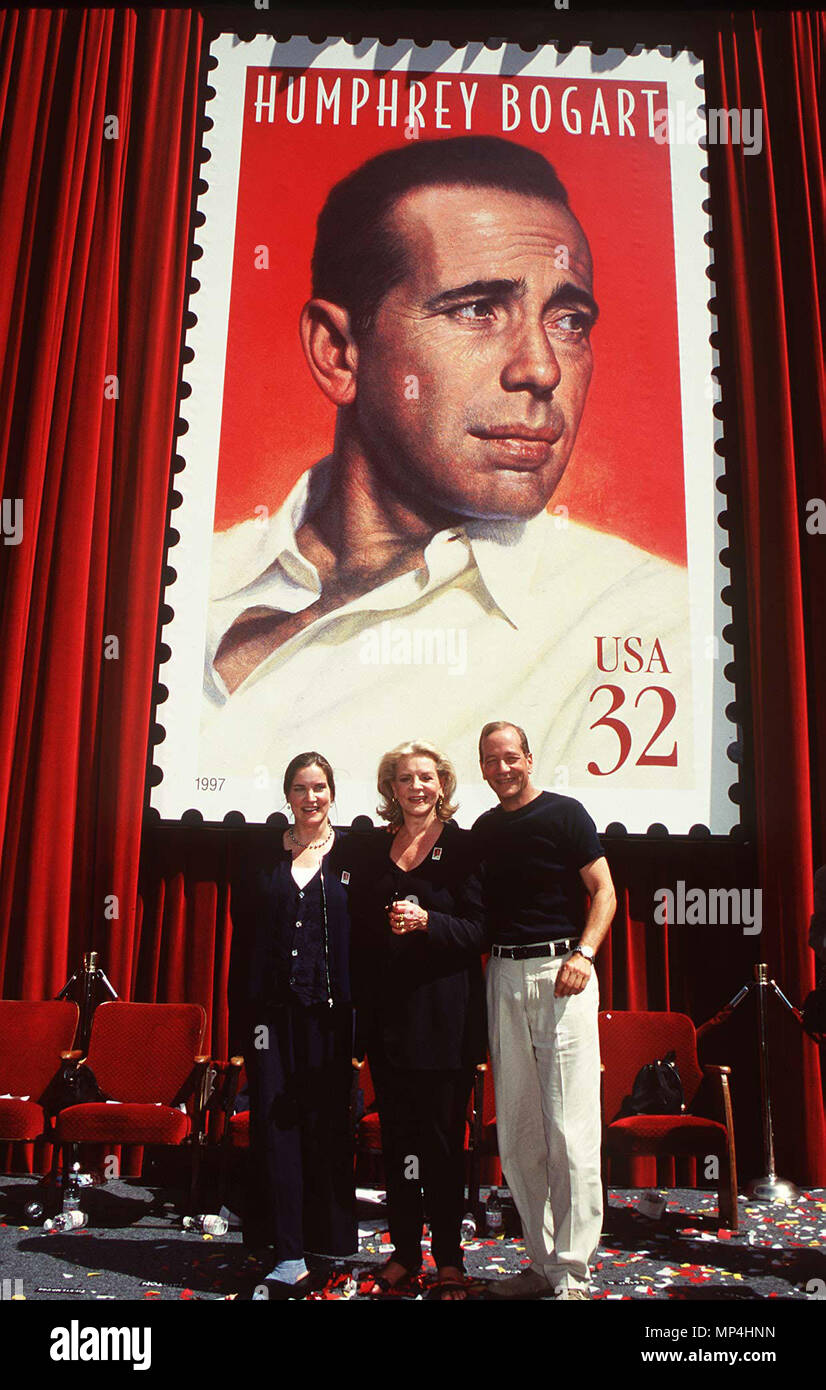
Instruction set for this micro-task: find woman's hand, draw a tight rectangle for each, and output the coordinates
[389,903,429,935]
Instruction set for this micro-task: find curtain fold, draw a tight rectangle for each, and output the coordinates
[0,7,202,1007]
[708,9,826,1183]
[0,8,823,1181]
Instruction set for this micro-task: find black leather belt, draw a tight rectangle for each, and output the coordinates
[491,937,579,961]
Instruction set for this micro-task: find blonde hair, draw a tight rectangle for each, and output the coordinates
[376,740,459,830]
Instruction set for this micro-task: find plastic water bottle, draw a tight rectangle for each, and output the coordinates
[460,1212,477,1242]
[182,1213,228,1235]
[44,1209,87,1231]
[485,1187,503,1236]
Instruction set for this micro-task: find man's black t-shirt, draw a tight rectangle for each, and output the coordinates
[472,790,604,946]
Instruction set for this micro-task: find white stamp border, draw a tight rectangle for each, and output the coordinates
[150,34,738,834]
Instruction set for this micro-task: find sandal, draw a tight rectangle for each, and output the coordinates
[360,1261,421,1297]
[428,1273,484,1301]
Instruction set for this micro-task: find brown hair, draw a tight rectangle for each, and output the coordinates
[312,136,570,340]
[478,721,531,761]
[282,751,336,802]
[376,741,458,831]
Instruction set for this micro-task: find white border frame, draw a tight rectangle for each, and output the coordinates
[151,36,737,832]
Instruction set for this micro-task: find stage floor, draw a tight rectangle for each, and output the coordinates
[1,1178,825,1301]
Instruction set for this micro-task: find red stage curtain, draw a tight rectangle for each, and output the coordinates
[706,10,826,1184]
[0,9,823,1182]
[0,8,203,1015]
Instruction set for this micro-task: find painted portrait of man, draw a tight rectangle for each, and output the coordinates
[151,39,731,829]
[200,134,689,819]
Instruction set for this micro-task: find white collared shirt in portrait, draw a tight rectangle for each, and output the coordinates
[201,458,692,826]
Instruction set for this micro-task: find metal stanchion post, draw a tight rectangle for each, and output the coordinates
[746,965,799,1203]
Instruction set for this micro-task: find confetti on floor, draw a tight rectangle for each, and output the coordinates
[2,1177,825,1300]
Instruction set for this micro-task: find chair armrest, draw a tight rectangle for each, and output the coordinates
[205,1057,246,1146]
[221,1057,244,1114]
[190,1057,212,1142]
[702,1065,736,1160]
[693,1063,734,1129]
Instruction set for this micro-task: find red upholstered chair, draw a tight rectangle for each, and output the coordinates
[211,1056,247,1150]
[186,1054,245,1217]
[599,1010,738,1231]
[51,1001,209,1220]
[0,999,80,1150]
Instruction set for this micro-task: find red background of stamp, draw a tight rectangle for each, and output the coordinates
[213,67,688,565]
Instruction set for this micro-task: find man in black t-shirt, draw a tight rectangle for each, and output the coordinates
[476,721,616,1300]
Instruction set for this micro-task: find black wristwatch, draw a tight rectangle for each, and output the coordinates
[571,944,595,963]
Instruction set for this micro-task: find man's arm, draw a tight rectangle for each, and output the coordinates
[555,855,616,998]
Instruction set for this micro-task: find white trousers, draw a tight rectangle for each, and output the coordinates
[487,953,603,1289]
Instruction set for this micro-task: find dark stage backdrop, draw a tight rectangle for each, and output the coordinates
[0,7,824,1183]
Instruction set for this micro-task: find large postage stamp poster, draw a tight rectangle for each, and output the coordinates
[151,35,736,832]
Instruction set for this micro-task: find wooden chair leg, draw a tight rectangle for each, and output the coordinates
[43,1136,63,1213]
[188,1141,201,1217]
[600,1139,610,1231]
[714,1069,739,1232]
[717,1149,739,1231]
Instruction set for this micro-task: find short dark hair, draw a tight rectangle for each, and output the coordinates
[283,751,336,801]
[311,135,570,339]
[478,721,531,761]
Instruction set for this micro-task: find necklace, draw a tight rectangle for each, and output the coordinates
[288,824,333,851]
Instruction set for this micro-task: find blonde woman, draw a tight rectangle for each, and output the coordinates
[349,741,487,1300]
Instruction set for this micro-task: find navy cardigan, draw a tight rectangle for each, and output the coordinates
[228,830,356,1049]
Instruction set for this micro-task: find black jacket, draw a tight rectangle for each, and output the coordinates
[347,821,487,1069]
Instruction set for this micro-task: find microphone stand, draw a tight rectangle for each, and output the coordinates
[54,951,119,1191]
[56,950,118,1051]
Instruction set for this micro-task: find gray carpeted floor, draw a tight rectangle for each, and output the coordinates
[2,1175,825,1301]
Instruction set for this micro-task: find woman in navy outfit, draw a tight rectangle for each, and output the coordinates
[231,751,357,1299]
[349,740,486,1301]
